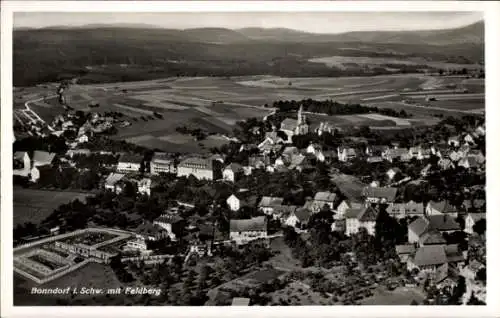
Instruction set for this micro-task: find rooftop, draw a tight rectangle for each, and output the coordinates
[178,156,213,169]
[345,205,378,221]
[105,173,126,186]
[412,245,447,267]
[33,150,56,165]
[314,191,337,203]
[224,163,244,173]
[231,298,250,306]
[281,118,298,131]
[427,200,458,214]
[258,196,284,207]
[230,216,267,232]
[362,186,398,202]
[119,153,143,164]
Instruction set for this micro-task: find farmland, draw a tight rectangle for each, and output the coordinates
[14,74,484,153]
[13,188,91,226]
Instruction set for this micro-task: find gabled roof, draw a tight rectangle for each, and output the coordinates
[427,200,458,214]
[289,154,306,169]
[231,298,250,306]
[419,230,446,246]
[408,217,430,237]
[119,153,143,164]
[412,245,447,267]
[258,196,284,207]
[387,201,424,216]
[444,244,465,263]
[345,205,378,221]
[292,208,312,223]
[155,214,184,224]
[14,151,29,160]
[459,156,479,168]
[314,191,336,203]
[151,152,172,163]
[362,187,398,202]
[283,146,299,156]
[230,216,267,232]
[396,244,416,255]
[427,214,461,232]
[105,173,125,186]
[385,148,408,158]
[33,150,56,165]
[467,213,486,222]
[224,163,244,173]
[273,205,298,215]
[179,156,213,169]
[281,118,298,131]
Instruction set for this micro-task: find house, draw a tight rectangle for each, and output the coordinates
[426,200,459,218]
[382,148,407,162]
[117,153,143,173]
[30,165,52,183]
[153,214,184,241]
[285,208,312,232]
[229,216,267,244]
[306,143,325,162]
[337,147,357,162]
[418,229,447,246]
[362,186,398,204]
[396,244,417,263]
[345,205,378,236]
[258,196,284,215]
[227,194,241,212]
[310,191,336,213]
[475,125,485,137]
[408,215,460,244]
[465,213,486,234]
[316,121,336,136]
[177,157,220,180]
[461,199,485,213]
[135,221,170,241]
[289,153,311,171]
[280,105,309,142]
[272,205,299,221]
[367,156,384,163]
[335,199,363,220]
[447,136,460,147]
[231,297,250,306]
[150,152,176,175]
[66,149,91,159]
[123,237,150,254]
[366,145,390,157]
[420,164,433,177]
[386,201,425,219]
[32,150,56,167]
[458,156,480,170]
[223,163,244,182]
[13,151,31,176]
[468,150,485,164]
[76,134,89,144]
[464,133,475,145]
[248,155,271,169]
[438,158,455,170]
[138,178,152,196]
[386,167,402,181]
[258,131,284,153]
[408,146,431,160]
[104,173,126,194]
[406,244,465,273]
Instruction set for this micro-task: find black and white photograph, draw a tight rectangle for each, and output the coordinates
[1,1,499,316]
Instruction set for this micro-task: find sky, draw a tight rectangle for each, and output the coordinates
[14,12,483,34]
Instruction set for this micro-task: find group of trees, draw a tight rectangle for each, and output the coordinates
[271,99,410,118]
[175,126,208,141]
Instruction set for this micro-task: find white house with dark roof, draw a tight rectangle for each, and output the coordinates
[310,191,337,213]
[285,208,312,232]
[258,196,284,215]
[337,147,357,162]
[386,201,424,219]
[406,244,465,273]
[105,173,126,194]
[408,215,460,244]
[362,186,398,204]
[465,213,486,234]
[425,200,459,218]
[32,150,56,167]
[345,205,378,236]
[13,151,31,177]
[117,153,142,173]
[154,214,184,241]
[223,163,244,182]
[229,216,267,244]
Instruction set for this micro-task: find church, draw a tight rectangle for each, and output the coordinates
[280,105,309,143]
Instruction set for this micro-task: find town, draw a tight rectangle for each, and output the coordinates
[13,89,486,306]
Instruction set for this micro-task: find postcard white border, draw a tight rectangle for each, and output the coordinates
[1,1,500,318]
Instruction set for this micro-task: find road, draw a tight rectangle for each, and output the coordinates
[18,94,58,131]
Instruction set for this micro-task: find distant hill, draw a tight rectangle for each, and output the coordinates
[13,21,484,86]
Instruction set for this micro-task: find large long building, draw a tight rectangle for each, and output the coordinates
[150,152,176,175]
[177,157,221,181]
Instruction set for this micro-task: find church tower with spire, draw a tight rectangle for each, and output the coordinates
[295,104,309,135]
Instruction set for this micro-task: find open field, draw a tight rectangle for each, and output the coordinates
[15,74,484,151]
[360,286,425,305]
[14,188,91,226]
[309,55,482,71]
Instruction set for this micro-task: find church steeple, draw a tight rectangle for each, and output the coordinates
[297,104,304,125]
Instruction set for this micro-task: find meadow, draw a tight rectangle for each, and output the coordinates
[14,188,91,226]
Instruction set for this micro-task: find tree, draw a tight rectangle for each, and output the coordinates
[473,219,486,236]
[475,267,486,283]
